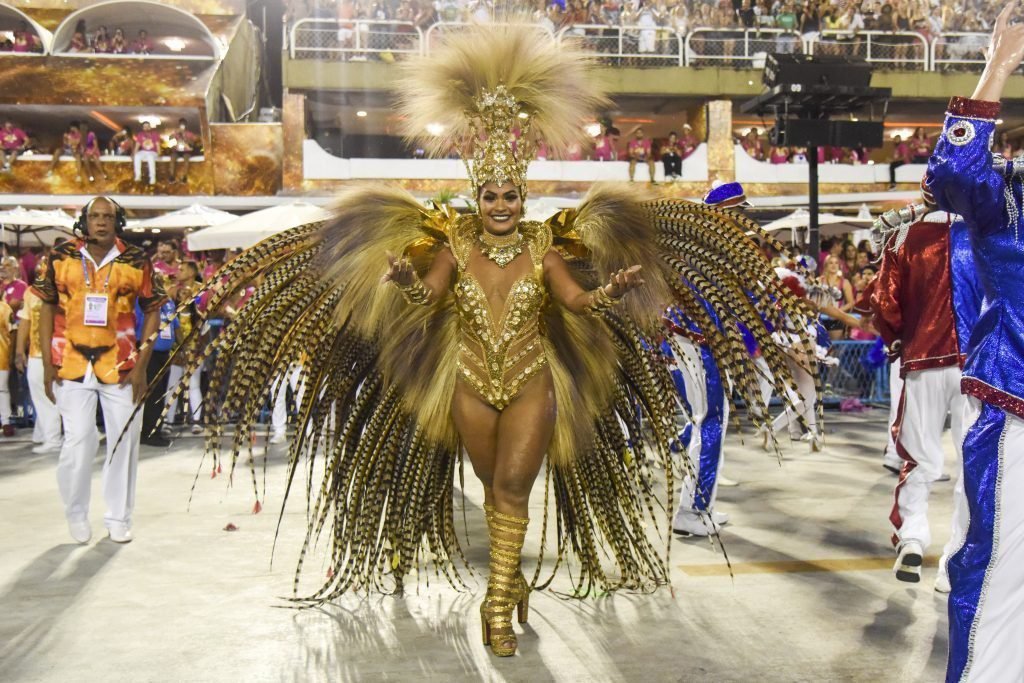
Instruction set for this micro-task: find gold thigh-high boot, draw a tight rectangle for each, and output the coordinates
[480,508,530,657]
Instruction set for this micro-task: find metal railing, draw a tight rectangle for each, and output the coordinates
[290,18,423,61]
[685,28,802,67]
[424,20,553,53]
[822,340,890,405]
[930,31,989,72]
[809,30,928,69]
[285,21,998,73]
[556,23,683,67]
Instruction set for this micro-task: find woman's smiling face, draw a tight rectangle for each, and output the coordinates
[478,183,523,236]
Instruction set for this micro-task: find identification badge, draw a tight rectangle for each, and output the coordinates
[83,293,109,327]
[159,326,174,340]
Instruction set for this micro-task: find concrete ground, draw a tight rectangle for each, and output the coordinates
[0,410,958,683]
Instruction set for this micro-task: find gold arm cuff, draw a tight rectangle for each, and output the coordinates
[394,277,431,306]
[584,286,617,316]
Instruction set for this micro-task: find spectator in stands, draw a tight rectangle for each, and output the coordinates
[593,124,618,161]
[168,119,199,185]
[841,241,859,275]
[152,240,181,279]
[47,122,83,179]
[737,0,756,28]
[662,131,682,179]
[908,126,931,163]
[107,126,134,156]
[110,27,128,54]
[13,21,42,53]
[80,123,107,183]
[821,254,855,340]
[131,29,153,55]
[0,119,29,173]
[133,121,161,185]
[678,123,697,158]
[92,26,111,53]
[741,127,765,161]
[627,127,656,183]
[888,133,911,189]
[768,143,789,164]
[68,24,88,53]
[775,0,800,52]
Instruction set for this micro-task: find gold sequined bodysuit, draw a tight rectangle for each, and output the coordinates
[450,217,551,409]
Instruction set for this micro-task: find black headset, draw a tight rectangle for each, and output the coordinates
[74,196,127,237]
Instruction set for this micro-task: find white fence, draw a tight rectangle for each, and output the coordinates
[288,20,989,72]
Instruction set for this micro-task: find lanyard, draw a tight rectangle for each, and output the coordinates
[81,250,114,292]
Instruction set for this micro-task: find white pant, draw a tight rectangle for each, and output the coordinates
[771,357,818,438]
[892,365,966,551]
[133,151,157,183]
[165,364,203,424]
[55,370,141,529]
[883,358,903,469]
[27,357,62,448]
[671,338,729,518]
[272,365,304,435]
[0,369,10,425]
[949,399,1024,681]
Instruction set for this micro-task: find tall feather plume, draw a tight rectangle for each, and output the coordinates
[395,22,609,162]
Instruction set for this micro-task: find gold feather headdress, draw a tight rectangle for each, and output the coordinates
[395,23,608,192]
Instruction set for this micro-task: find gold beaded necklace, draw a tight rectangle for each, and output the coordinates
[478,227,523,268]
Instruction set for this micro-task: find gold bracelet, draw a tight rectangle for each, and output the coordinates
[394,277,431,306]
[584,286,617,316]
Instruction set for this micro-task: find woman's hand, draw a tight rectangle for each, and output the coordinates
[380,252,415,286]
[973,3,1024,101]
[604,265,645,299]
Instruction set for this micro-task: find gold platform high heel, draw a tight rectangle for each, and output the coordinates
[480,509,529,657]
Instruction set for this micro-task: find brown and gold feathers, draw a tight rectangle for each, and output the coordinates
[394,22,608,187]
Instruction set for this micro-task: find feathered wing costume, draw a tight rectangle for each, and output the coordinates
[163,24,817,602]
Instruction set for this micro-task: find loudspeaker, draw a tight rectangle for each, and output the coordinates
[771,118,831,147]
[831,120,885,148]
[763,53,873,89]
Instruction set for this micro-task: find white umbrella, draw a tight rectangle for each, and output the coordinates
[0,207,76,247]
[130,204,237,231]
[762,208,866,242]
[186,202,331,251]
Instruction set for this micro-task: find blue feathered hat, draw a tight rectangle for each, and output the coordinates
[702,181,750,207]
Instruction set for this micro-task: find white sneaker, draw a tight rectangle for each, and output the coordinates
[32,443,62,454]
[934,572,951,594]
[933,472,952,483]
[672,510,721,537]
[717,475,739,487]
[269,432,286,445]
[711,510,730,525]
[894,540,924,583]
[107,525,133,543]
[68,519,91,544]
[190,424,204,435]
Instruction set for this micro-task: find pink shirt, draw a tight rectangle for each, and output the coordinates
[593,135,615,161]
[3,279,27,306]
[627,138,651,160]
[153,259,180,279]
[134,130,161,153]
[893,142,911,163]
[0,127,26,151]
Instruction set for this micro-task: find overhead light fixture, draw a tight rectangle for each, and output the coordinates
[356,110,367,117]
[425,123,445,136]
[137,115,162,127]
[151,228,161,234]
[164,37,187,52]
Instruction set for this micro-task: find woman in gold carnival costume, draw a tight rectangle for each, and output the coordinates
[158,24,817,657]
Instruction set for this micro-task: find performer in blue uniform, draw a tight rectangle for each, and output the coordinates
[925,7,1024,680]
[664,181,749,537]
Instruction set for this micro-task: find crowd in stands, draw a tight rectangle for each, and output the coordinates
[286,0,1011,63]
[0,118,200,185]
[0,22,44,53]
[66,21,155,55]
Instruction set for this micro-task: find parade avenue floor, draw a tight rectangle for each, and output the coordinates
[0,411,956,682]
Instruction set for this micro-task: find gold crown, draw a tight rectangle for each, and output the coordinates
[468,85,534,190]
